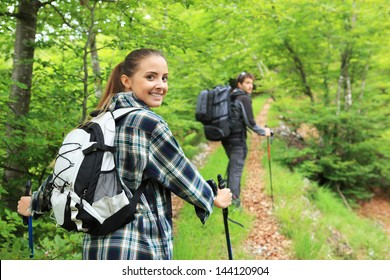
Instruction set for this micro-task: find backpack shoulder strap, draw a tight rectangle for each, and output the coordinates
[231,90,246,100]
[127,179,149,221]
[112,107,143,120]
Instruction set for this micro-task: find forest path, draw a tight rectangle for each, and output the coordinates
[240,98,293,259]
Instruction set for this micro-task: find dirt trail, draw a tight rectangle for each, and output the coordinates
[241,98,292,259]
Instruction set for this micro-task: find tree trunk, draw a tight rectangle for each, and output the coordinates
[284,40,314,103]
[345,73,352,110]
[337,47,352,115]
[82,43,89,122]
[3,0,40,209]
[90,33,103,99]
[336,74,343,115]
[344,2,356,111]
[81,1,98,122]
[339,1,356,113]
[360,62,369,100]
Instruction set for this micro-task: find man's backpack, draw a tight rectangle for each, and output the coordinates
[49,108,146,236]
[195,85,232,141]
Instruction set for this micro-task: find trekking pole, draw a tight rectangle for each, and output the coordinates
[217,174,233,260]
[23,180,34,258]
[266,134,274,210]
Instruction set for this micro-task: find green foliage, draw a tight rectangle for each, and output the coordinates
[0,194,82,260]
[274,96,390,201]
[37,233,82,260]
[265,100,390,259]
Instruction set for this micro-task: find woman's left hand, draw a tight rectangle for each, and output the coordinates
[214,188,232,209]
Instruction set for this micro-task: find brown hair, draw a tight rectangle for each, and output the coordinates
[97,48,166,110]
[236,71,255,86]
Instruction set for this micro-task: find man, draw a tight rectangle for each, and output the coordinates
[222,72,271,207]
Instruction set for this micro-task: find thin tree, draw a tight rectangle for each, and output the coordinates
[2,0,53,209]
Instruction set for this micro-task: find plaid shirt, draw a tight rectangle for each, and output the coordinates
[82,92,214,259]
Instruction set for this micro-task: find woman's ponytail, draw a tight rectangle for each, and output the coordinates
[96,62,124,110]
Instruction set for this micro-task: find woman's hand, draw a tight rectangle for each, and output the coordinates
[214,188,232,209]
[17,196,32,217]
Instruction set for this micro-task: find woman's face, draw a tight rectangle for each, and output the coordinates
[238,77,254,94]
[122,55,168,108]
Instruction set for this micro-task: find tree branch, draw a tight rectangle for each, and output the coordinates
[47,2,75,29]
[39,0,57,7]
[0,11,21,18]
[0,163,33,176]
[284,40,314,103]
[336,185,352,211]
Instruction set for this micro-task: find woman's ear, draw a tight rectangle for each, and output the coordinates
[121,74,132,91]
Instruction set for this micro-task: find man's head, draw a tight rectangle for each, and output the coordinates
[236,72,255,94]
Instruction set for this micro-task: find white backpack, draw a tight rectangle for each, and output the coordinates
[50,108,146,235]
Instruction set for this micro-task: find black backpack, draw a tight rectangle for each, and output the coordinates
[195,85,232,141]
[49,108,147,236]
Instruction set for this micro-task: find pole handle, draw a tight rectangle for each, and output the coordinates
[217,174,233,260]
[265,124,274,143]
[207,179,218,196]
[217,174,226,189]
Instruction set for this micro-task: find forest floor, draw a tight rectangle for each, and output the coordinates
[172,97,390,259]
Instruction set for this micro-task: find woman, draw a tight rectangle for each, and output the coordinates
[18,48,232,260]
[222,71,271,207]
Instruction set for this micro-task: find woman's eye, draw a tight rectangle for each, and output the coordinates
[146,75,154,81]
[162,76,168,82]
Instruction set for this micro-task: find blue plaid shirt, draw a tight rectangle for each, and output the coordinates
[82,92,214,259]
